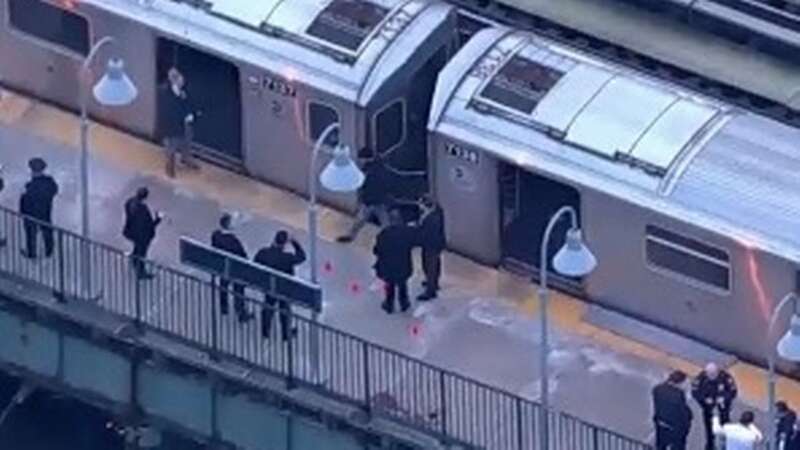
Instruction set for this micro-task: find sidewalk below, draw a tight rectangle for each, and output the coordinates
[1,89,798,446]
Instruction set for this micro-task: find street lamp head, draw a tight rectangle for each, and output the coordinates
[777,314,800,362]
[320,145,365,192]
[92,58,138,107]
[552,228,596,277]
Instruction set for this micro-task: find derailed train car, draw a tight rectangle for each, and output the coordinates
[0,0,456,204]
[429,27,800,366]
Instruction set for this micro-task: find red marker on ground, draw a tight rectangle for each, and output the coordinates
[323,261,333,274]
[410,323,422,338]
[349,281,361,295]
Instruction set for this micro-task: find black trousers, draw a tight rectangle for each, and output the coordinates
[655,424,687,450]
[701,406,730,450]
[383,280,410,312]
[23,218,54,257]
[131,239,153,276]
[261,296,292,340]
[422,248,442,293]
[219,279,246,316]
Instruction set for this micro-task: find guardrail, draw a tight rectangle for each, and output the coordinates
[0,205,651,450]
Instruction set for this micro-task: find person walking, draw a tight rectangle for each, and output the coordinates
[336,149,391,243]
[692,362,738,450]
[122,187,162,280]
[713,410,763,450]
[414,195,445,301]
[253,230,305,340]
[373,210,415,314]
[211,214,251,322]
[777,401,797,449]
[159,66,197,177]
[652,370,693,450]
[19,158,59,259]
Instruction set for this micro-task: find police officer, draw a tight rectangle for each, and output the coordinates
[253,230,305,340]
[652,370,693,450]
[692,362,738,450]
[122,187,162,280]
[414,195,445,301]
[19,158,59,259]
[211,214,251,322]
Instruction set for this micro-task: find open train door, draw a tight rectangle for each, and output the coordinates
[155,38,243,166]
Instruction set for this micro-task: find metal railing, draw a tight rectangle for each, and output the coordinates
[0,205,651,450]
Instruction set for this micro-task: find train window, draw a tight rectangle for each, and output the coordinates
[308,102,340,146]
[373,100,405,154]
[479,55,564,115]
[645,225,731,293]
[306,0,389,52]
[8,0,89,56]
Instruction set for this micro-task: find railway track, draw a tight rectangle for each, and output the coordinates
[451,0,800,128]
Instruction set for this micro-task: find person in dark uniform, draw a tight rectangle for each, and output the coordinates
[373,210,415,314]
[777,401,798,448]
[211,214,251,322]
[336,149,391,243]
[414,195,445,301]
[19,158,59,259]
[692,362,738,450]
[652,370,693,450]
[159,67,197,177]
[122,187,162,280]
[253,230,305,340]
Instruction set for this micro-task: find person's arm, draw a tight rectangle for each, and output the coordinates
[725,372,738,403]
[752,425,764,443]
[290,240,306,264]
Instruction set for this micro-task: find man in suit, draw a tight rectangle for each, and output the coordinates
[122,187,162,280]
[19,158,59,259]
[652,370,693,450]
[211,213,251,322]
[253,230,306,340]
[415,195,445,301]
[373,210,416,314]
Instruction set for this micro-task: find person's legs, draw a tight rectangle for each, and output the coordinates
[164,138,178,178]
[132,239,152,278]
[279,301,293,341]
[398,280,410,311]
[23,219,38,258]
[218,278,230,315]
[41,222,54,257]
[654,424,669,450]
[382,281,396,314]
[261,295,278,338]
[702,408,715,450]
[419,249,441,300]
[339,205,372,242]
[233,283,250,321]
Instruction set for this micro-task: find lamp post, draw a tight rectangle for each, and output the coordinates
[79,37,137,296]
[538,205,597,450]
[766,292,800,450]
[307,122,365,381]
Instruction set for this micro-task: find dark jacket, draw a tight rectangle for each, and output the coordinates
[157,82,193,141]
[691,370,737,412]
[778,408,798,441]
[417,206,445,252]
[373,224,415,282]
[359,160,392,206]
[652,382,693,436]
[123,196,161,243]
[253,241,306,276]
[211,229,247,260]
[19,174,58,222]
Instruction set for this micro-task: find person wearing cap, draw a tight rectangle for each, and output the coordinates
[211,214,252,322]
[122,187,162,280]
[713,410,763,450]
[652,370,693,450]
[19,157,59,259]
[253,230,306,340]
[692,362,738,450]
[414,195,445,301]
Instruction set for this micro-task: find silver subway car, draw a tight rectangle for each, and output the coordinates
[0,0,455,204]
[429,27,800,367]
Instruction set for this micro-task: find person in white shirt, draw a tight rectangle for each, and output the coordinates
[713,410,764,450]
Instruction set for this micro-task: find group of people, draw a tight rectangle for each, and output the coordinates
[335,150,446,314]
[653,363,800,450]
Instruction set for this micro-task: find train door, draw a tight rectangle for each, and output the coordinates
[499,163,583,291]
[156,38,242,165]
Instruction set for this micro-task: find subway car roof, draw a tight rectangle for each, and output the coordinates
[88,0,453,105]
[430,27,800,263]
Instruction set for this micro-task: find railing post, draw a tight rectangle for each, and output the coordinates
[439,370,447,437]
[285,305,296,390]
[362,340,371,416]
[134,270,142,331]
[54,231,66,303]
[516,397,524,450]
[592,425,599,450]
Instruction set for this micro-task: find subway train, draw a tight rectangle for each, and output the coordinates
[2,0,800,370]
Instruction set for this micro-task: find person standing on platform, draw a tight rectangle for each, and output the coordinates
[159,66,197,177]
[373,210,415,314]
[253,230,305,341]
[692,363,738,450]
[777,401,798,449]
[336,148,391,244]
[652,370,693,450]
[19,158,59,259]
[414,195,445,301]
[122,187,162,280]
[211,213,252,322]
[713,410,763,450]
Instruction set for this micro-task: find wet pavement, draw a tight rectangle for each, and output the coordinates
[0,91,787,448]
